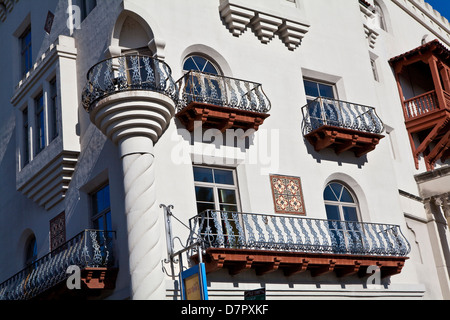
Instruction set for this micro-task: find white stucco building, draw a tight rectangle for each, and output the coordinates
[0,0,449,300]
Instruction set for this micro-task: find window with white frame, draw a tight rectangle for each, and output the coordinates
[193,166,240,214]
[193,166,241,245]
[304,79,336,102]
[20,78,60,166]
[303,78,338,129]
[183,55,221,75]
[324,182,362,250]
[34,92,45,155]
[22,107,30,167]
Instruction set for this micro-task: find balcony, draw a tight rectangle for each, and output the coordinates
[389,40,450,170]
[301,97,385,157]
[0,230,117,300]
[188,210,410,278]
[82,55,178,112]
[81,55,178,146]
[175,70,271,132]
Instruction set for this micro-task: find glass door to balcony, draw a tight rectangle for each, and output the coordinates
[324,182,363,253]
[304,79,340,130]
[183,56,223,106]
[193,166,241,247]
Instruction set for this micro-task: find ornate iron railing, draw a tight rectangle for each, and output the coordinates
[81,55,178,112]
[0,230,115,300]
[301,97,384,135]
[188,210,410,257]
[176,70,271,113]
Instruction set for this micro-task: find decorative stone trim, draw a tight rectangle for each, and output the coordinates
[219,0,310,51]
[17,151,79,210]
[359,1,379,49]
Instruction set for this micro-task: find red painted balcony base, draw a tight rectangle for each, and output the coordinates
[191,248,407,279]
[405,110,450,170]
[304,125,384,157]
[176,102,270,132]
[32,267,118,300]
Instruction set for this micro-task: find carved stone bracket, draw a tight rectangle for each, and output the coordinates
[219,0,310,51]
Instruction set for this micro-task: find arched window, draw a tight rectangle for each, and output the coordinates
[324,182,362,252]
[182,55,222,105]
[183,55,220,75]
[24,235,37,267]
[374,1,387,31]
[324,182,359,222]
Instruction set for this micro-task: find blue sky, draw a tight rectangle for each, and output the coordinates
[425,0,450,21]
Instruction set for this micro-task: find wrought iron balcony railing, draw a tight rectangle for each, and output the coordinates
[188,210,410,257]
[0,230,115,300]
[301,97,384,136]
[81,55,178,112]
[176,70,271,113]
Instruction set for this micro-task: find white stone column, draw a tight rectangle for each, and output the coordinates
[89,91,175,300]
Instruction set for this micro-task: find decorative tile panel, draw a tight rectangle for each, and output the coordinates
[50,212,66,251]
[270,175,306,214]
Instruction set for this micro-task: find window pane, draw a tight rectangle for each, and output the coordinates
[329,183,343,201]
[93,185,110,214]
[340,187,355,203]
[214,169,234,185]
[318,83,335,99]
[183,57,197,72]
[218,189,237,204]
[196,202,215,214]
[105,211,112,231]
[203,61,219,75]
[94,216,104,230]
[304,80,319,97]
[324,185,338,201]
[195,186,214,202]
[219,204,238,212]
[192,56,207,71]
[193,167,214,183]
[325,204,340,221]
[326,204,343,233]
[343,206,358,222]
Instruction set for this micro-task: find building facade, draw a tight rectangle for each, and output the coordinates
[0,0,449,300]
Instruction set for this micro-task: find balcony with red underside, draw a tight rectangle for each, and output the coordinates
[188,210,410,280]
[175,71,271,132]
[389,39,450,171]
[0,230,118,300]
[301,97,385,157]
